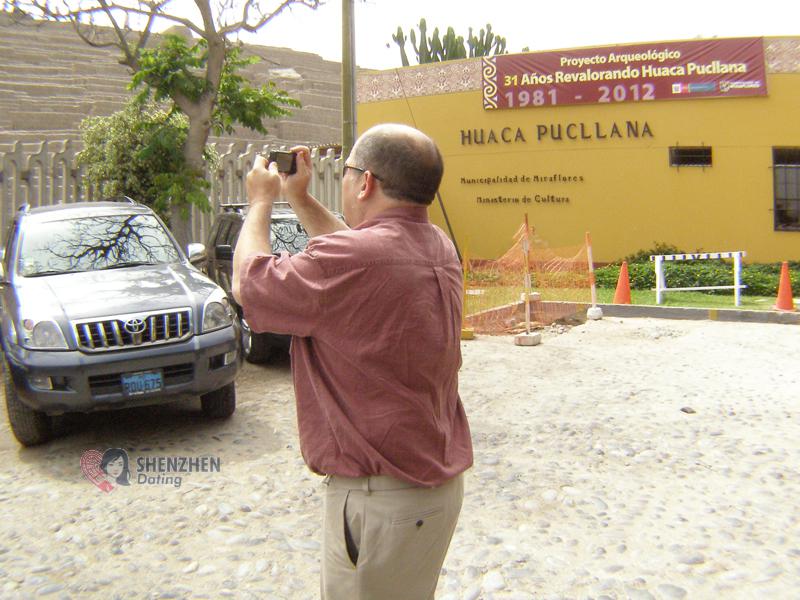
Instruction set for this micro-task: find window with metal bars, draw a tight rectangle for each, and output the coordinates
[669,146,712,167]
[773,148,800,231]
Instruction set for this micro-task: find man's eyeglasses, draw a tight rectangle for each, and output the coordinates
[343,164,382,181]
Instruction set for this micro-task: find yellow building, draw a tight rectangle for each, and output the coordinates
[356,37,800,263]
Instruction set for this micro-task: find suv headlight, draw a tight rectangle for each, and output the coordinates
[202,291,234,333]
[21,319,68,350]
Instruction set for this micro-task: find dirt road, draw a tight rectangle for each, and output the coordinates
[1,317,797,599]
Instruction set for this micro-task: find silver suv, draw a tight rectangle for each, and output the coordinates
[0,199,240,446]
[204,203,310,363]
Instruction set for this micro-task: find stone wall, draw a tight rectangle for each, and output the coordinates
[0,13,343,154]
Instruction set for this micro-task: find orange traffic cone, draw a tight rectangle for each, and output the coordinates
[773,261,796,311]
[613,261,632,304]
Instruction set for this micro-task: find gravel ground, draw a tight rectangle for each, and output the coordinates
[0,317,798,599]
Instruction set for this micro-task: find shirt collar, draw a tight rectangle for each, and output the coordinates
[354,204,430,230]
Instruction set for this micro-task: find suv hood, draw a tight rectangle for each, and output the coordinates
[15,263,219,321]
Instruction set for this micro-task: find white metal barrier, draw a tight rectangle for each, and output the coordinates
[650,251,747,306]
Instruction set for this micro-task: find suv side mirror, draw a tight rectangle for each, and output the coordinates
[186,243,207,268]
[215,244,233,261]
[187,242,205,259]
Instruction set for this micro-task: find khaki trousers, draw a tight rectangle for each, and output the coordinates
[321,473,464,600]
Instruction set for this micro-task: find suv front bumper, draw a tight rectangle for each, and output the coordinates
[4,326,239,415]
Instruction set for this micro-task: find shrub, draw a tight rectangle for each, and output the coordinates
[595,262,653,289]
[621,242,685,264]
[595,261,800,296]
[77,98,218,225]
[596,243,800,296]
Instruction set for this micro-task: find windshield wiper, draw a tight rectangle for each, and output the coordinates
[24,270,73,277]
[97,261,160,271]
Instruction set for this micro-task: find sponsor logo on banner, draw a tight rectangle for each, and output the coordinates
[672,82,718,94]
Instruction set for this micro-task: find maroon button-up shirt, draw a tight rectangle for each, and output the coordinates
[239,205,473,487]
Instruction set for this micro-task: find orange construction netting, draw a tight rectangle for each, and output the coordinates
[463,224,592,334]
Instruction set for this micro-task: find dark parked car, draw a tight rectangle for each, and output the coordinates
[0,199,240,446]
[204,203,311,363]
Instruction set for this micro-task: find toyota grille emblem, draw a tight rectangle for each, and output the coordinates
[124,318,146,335]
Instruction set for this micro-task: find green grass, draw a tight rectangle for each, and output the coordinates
[598,288,776,310]
[465,285,780,313]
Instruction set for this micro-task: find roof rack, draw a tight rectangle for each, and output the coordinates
[102,195,138,205]
[219,201,291,212]
[220,203,247,213]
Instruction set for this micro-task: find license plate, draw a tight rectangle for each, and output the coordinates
[121,370,163,396]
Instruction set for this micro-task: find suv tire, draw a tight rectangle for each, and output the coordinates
[241,318,273,364]
[4,363,53,446]
[247,333,274,364]
[201,382,236,418]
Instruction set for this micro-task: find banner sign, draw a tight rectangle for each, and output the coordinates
[482,38,767,110]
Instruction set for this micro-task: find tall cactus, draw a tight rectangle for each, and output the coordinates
[391,26,410,67]
[390,20,508,65]
[411,18,432,63]
[430,27,443,62]
[442,27,466,61]
[467,24,507,58]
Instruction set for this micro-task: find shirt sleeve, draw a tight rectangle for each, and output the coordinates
[238,250,325,338]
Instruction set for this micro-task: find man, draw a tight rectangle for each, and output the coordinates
[232,124,473,599]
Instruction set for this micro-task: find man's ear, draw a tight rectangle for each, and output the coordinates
[356,171,379,203]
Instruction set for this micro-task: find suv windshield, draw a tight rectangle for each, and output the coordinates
[17,214,180,277]
[272,219,309,254]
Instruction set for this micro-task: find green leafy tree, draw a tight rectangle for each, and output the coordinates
[391,19,508,66]
[4,0,320,246]
[77,98,218,222]
[131,35,299,140]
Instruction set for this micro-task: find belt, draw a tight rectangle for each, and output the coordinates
[324,474,421,492]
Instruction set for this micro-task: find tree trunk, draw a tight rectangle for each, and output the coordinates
[171,32,225,249]
[169,100,212,249]
[170,206,192,252]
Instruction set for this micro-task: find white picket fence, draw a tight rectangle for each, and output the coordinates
[0,140,344,244]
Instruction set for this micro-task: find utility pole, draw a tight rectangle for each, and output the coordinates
[341,0,356,158]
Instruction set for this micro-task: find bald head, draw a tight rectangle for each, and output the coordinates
[350,124,444,205]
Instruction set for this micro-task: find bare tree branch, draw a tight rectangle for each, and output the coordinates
[134,10,155,56]
[4,0,323,247]
[97,0,136,63]
[219,0,320,36]
[193,0,217,38]
[72,20,117,47]
[11,0,323,40]
[27,0,208,37]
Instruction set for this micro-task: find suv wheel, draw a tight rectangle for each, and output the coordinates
[241,318,273,364]
[4,363,53,446]
[200,382,236,418]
